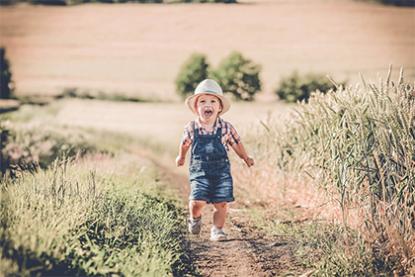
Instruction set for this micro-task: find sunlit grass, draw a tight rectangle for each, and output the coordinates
[242,68,415,275]
[0,112,197,276]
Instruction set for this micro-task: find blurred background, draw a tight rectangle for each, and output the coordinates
[1,0,414,152]
[1,0,414,101]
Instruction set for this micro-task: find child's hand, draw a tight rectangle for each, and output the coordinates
[176,155,185,167]
[244,156,254,167]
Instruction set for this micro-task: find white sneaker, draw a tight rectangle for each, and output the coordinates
[188,217,202,235]
[210,226,227,241]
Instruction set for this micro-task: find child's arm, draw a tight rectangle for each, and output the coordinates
[231,142,254,167]
[176,141,190,167]
[176,123,192,167]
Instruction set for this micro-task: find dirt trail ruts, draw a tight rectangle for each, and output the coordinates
[132,148,308,277]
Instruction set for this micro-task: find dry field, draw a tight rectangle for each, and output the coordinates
[0,0,414,100]
[54,99,293,152]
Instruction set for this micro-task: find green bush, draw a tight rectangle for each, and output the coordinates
[0,48,13,99]
[212,51,261,101]
[356,0,415,6]
[175,53,209,99]
[275,71,341,103]
[0,0,17,5]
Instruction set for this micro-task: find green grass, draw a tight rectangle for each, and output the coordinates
[0,158,196,276]
[0,108,197,276]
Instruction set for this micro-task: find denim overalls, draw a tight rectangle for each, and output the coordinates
[189,122,234,203]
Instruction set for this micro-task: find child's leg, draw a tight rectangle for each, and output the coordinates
[189,200,206,219]
[212,202,228,229]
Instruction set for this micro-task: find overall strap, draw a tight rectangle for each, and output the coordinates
[192,120,198,140]
[216,127,222,139]
[215,118,223,138]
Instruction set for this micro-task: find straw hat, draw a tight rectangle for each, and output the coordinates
[185,79,231,115]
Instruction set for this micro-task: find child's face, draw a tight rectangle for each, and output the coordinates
[195,94,222,120]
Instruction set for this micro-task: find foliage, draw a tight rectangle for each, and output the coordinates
[0,48,13,99]
[211,51,261,101]
[356,0,415,6]
[0,162,195,276]
[175,53,210,99]
[57,87,147,103]
[275,71,342,103]
[0,0,17,5]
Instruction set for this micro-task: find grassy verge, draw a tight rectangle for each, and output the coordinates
[0,108,197,276]
[1,160,195,276]
[243,67,414,275]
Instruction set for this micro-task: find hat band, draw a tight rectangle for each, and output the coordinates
[197,89,221,94]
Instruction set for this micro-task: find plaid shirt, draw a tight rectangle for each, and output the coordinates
[181,117,240,151]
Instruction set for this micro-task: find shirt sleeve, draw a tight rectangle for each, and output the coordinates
[181,121,194,147]
[226,122,241,146]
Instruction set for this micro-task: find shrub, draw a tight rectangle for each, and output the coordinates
[212,51,261,101]
[0,0,17,5]
[356,0,415,6]
[0,48,13,99]
[275,71,342,103]
[175,53,209,99]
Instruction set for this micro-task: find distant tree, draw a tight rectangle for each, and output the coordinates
[0,0,17,5]
[211,51,261,101]
[372,0,414,7]
[275,71,344,103]
[175,53,210,99]
[0,48,14,99]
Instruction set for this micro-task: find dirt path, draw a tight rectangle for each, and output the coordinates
[132,147,307,277]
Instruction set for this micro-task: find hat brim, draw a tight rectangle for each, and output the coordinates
[185,92,231,115]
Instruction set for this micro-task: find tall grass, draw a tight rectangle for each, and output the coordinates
[246,67,414,274]
[0,109,196,276]
[0,159,195,276]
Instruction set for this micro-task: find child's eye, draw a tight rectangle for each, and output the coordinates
[200,100,206,103]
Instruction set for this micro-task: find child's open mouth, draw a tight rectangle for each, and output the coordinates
[203,108,214,118]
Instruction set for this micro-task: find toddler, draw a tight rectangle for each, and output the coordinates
[176,79,254,241]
